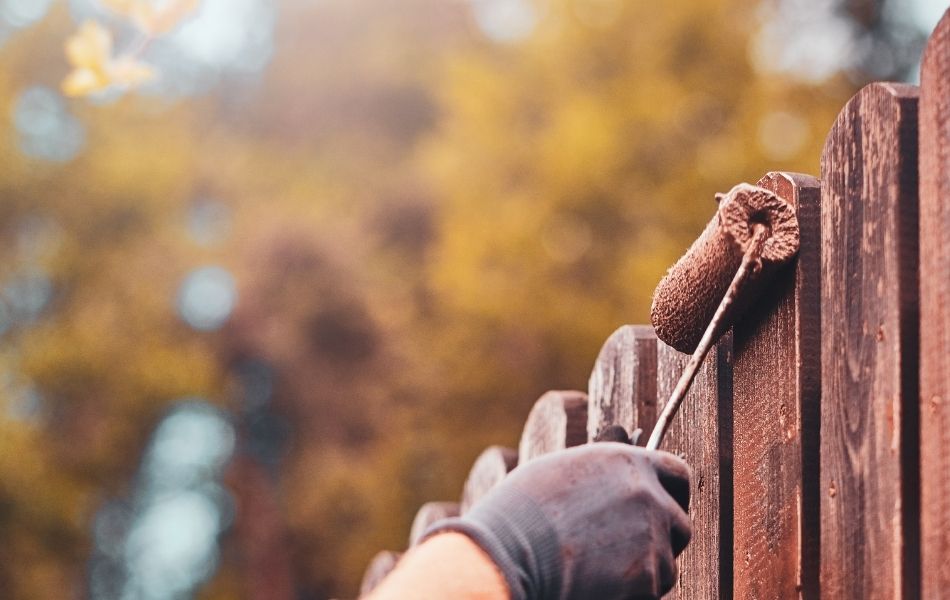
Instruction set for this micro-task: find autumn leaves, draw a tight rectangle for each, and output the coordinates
[62,0,199,97]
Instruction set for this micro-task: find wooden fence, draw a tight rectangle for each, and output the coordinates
[359,11,950,599]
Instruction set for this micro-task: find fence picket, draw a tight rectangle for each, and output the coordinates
[588,325,658,443]
[919,10,950,599]
[731,172,821,599]
[408,502,460,547]
[657,335,733,600]
[819,82,920,599]
[518,390,588,464]
[359,551,402,597]
[459,446,518,514]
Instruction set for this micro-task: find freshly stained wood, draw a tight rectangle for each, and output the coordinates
[657,335,733,600]
[408,501,460,547]
[919,11,950,599]
[820,82,920,599]
[732,172,821,599]
[359,551,402,597]
[518,390,588,464]
[588,325,658,443]
[460,446,518,514]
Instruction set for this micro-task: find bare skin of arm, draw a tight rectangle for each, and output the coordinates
[367,532,509,600]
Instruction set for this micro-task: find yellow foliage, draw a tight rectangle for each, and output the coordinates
[62,20,154,96]
[62,20,113,95]
[63,1,200,97]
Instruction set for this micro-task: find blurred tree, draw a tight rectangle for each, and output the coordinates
[841,0,929,81]
[754,0,929,84]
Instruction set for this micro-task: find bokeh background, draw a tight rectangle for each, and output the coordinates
[0,0,944,598]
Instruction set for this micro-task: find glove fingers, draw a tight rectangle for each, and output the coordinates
[667,499,692,557]
[648,452,690,513]
[656,546,678,597]
[593,424,633,444]
[624,546,677,600]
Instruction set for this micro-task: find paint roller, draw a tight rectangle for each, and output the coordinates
[645,182,800,450]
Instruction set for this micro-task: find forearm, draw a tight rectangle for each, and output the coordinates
[367,532,509,600]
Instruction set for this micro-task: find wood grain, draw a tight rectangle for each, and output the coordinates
[588,325,658,443]
[819,82,920,599]
[359,551,402,597]
[731,172,821,600]
[408,501,460,547]
[919,10,950,599]
[460,446,518,514]
[657,334,733,600]
[518,390,588,464]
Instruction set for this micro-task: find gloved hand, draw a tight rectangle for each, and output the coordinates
[423,442,691,600]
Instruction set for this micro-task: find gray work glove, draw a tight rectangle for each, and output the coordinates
[423,442,691,600]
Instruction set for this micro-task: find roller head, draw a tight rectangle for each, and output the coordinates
[651,183,800,353]
[718,183,798,264]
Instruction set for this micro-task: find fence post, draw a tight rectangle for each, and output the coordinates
[657,335,733,600]
[408,502,460,547]
[518,390,588,464]
[359,551,402,597]
[919,10,950,599]
[588,325,658,442]
[820,82,920,599]
[731,172,821,599]
[460,446,518,514]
